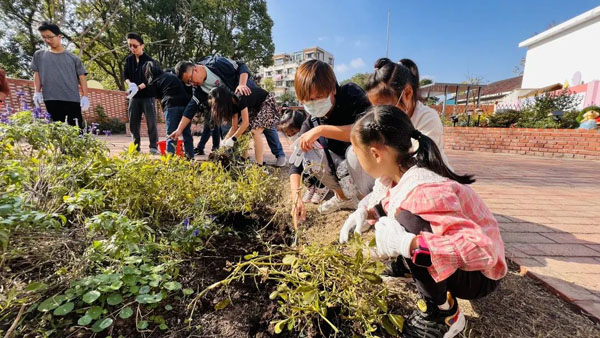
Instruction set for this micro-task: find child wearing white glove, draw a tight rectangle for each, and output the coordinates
[340,105,507,338]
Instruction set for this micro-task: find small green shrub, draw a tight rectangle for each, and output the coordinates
[198,239,404,337]
[487,110,521,127]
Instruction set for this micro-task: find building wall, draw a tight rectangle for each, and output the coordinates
[443,127,600,160]
[259,47,334,98]
[522,15,600,88]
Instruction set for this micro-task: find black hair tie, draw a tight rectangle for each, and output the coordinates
[411,130,423,140]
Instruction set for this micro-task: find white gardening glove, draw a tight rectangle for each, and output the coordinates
[339,208,369,243]
[33,92,43,108]
[126,82,139,99]
[221,137,235,148]
[288,137,321,167]
[80,96,90,111]
[374,216,416,260]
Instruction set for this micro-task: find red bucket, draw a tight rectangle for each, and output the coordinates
[157,140,184,157]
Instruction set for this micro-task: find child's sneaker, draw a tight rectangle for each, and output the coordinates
[318,194,358,214]
[310,186,329,204]
[381,258,413,282]
[302,186,315,203]
[402,292,465,338]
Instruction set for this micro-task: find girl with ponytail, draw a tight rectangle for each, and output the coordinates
[339,105,506,338]
[365,57,451,167]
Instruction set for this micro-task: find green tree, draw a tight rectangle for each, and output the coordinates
[262,77,275,92]
[0,0,275,89]
[420,78,433,86]
[340,72,370,90]
[278,91,297,106]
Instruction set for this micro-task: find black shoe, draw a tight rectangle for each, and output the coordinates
[402,293,465,338]
[194,148,205,155]
[382,257,413,281]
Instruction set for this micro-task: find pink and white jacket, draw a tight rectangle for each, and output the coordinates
[364,166,507,283]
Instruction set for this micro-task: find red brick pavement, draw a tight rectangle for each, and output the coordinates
[98,134,600,321]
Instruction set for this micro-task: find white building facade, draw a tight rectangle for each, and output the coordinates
[519,6,600,89]
[258,46,334,98]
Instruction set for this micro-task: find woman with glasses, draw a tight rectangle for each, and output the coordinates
[123,32,160,154]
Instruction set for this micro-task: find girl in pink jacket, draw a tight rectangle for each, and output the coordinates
[340,105,506,338]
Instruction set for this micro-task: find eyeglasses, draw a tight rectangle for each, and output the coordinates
[42,35,58,41]
[128,44,140,49]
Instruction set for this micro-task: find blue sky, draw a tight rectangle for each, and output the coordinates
[266,0,599,83]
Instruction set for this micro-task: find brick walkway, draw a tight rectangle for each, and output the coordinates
[99,134,600,321]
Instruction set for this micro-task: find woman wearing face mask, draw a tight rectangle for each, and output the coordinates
[290,60,372,228]
[365,58,450,167]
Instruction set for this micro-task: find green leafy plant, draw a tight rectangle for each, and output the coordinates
[196,239,405,337]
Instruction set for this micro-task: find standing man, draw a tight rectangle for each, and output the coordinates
[123,32,159,154]
[31,22,90,128]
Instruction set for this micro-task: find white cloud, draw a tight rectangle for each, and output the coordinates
[354,40,362,47]
[335,57,366,75]
[334,36,345,43]
[317,36,328,41]
[335,64,350,73]
[350,57,365,69]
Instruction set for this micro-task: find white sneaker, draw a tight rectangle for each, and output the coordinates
[318,194,358,214]
[302,186,315,203]
[310,186,329,204]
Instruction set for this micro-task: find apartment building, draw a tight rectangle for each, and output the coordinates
[258,46,334,98]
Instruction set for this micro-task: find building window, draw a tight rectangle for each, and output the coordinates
[276,81,283,87]
[328,57,333,66]
[267,71,272,76]
[287,68,294,74]
[275,58,283,65]
[305,53,314,59]
[286,80,294,87]
[276,70,283,74]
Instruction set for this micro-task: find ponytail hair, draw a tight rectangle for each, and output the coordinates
[352,105,475,184]
[366,57,420,106]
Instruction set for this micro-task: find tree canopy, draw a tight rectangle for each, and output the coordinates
[0,0,275,90]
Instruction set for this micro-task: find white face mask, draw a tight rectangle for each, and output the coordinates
[303,96,333,118]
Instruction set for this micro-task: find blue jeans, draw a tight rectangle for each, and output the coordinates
[196,119,221,151]
[220,124,284,158]
[164,106,194,158]
[263,126,285,158]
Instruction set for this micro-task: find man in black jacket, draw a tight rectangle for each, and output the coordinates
[169,56,287,166]
[123,32,159,154]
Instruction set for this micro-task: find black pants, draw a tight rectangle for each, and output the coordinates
[128,97,158,151]
[44,100,84,129]
[395,210,500,305]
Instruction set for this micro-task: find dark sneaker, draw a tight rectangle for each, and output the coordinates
[403,293,465,338]
[194,148,205,155]
[382,258,413,282]
[149,148,161,155]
